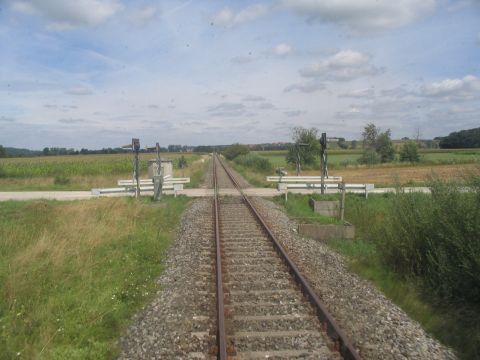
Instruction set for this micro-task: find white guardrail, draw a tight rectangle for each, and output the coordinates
[91,177,190,196]
[266,176,374,198]
[266,176,343,183]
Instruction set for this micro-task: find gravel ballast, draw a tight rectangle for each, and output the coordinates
[118,198,216,359]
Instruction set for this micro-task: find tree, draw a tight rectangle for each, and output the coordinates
[376,129,395,162]
[337,137,348,149]
[43,147,50,156]
[362,123,379,149]
[400,141,420,162]
[439,127,480,149]
[0,145,6,158]
[286,127,319,172]
[359,123,395,164]
[223,144,249,160]
[350,140,358,149]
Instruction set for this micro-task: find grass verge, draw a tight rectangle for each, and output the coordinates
[271,193,344,224]
[0,196,189,359]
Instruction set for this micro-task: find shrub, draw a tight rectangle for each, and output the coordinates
[234,153,273,172]
[54,175,70,185]
[177,155,188,169]
[376,131,395,162]
[374,174,480,304]
[400,141,420,162]
[223,144,250,160]
[358,149,381,165]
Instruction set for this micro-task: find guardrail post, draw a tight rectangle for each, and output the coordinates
[340,182,346,221]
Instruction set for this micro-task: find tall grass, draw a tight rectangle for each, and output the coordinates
[375,176,480,304]
[342,172,480,358]
[233,153,273,172]
[0,196,189,359]
[272,171,480,358]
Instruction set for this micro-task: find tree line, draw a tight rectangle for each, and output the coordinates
[436,127,480,149]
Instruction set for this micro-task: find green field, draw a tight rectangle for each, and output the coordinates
[0,196,189,359]
[254,148,480,170]
[0,153,208,191]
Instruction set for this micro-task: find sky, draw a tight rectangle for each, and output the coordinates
[0,0,479,149]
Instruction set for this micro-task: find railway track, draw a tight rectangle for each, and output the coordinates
[212,154,361,359]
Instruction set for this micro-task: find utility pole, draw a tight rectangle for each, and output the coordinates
[319,133,327,194]
[122,138,141,198]
[132,138,141,198]
[152,142,163,201]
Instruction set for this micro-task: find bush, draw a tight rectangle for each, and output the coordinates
[234,153,273,172]
[176,155,187,169]
[54,175,71,185]
[358,149,381,165]
[400,141,420,162]
[375,174,480,304]
[223,144,250,160]
[376,131,395,162]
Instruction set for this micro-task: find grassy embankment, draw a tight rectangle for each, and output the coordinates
[272,172,480,359]
[0,153,208,191]
[0,196,189,359]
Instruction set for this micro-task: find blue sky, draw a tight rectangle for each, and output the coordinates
[0,0,479,149]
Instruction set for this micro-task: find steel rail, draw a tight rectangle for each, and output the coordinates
[215,154,362,360]
[213,155,228,360]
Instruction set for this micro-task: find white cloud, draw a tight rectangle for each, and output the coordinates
[273,43,292,56]
[65,86,93,95]
[12,0,123,30]
[212,4,269,27]
[243,95,266,102]
[231,56,253,65]
[422,75,480,99]
[129,6,158,26]
[284,110,306,117]
[339,88,375,98]
[284,80,324,93]
[281,0,435,32]
[208,102,246,117]
[300,50,381,81]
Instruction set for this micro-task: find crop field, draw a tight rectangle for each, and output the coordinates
[254,148,480,168]
[247,149,480,187]
[0,153,208,191]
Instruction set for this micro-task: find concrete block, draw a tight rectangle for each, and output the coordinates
[298,222,355,241]
[148,160,173,178]
[309,199,340,217]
